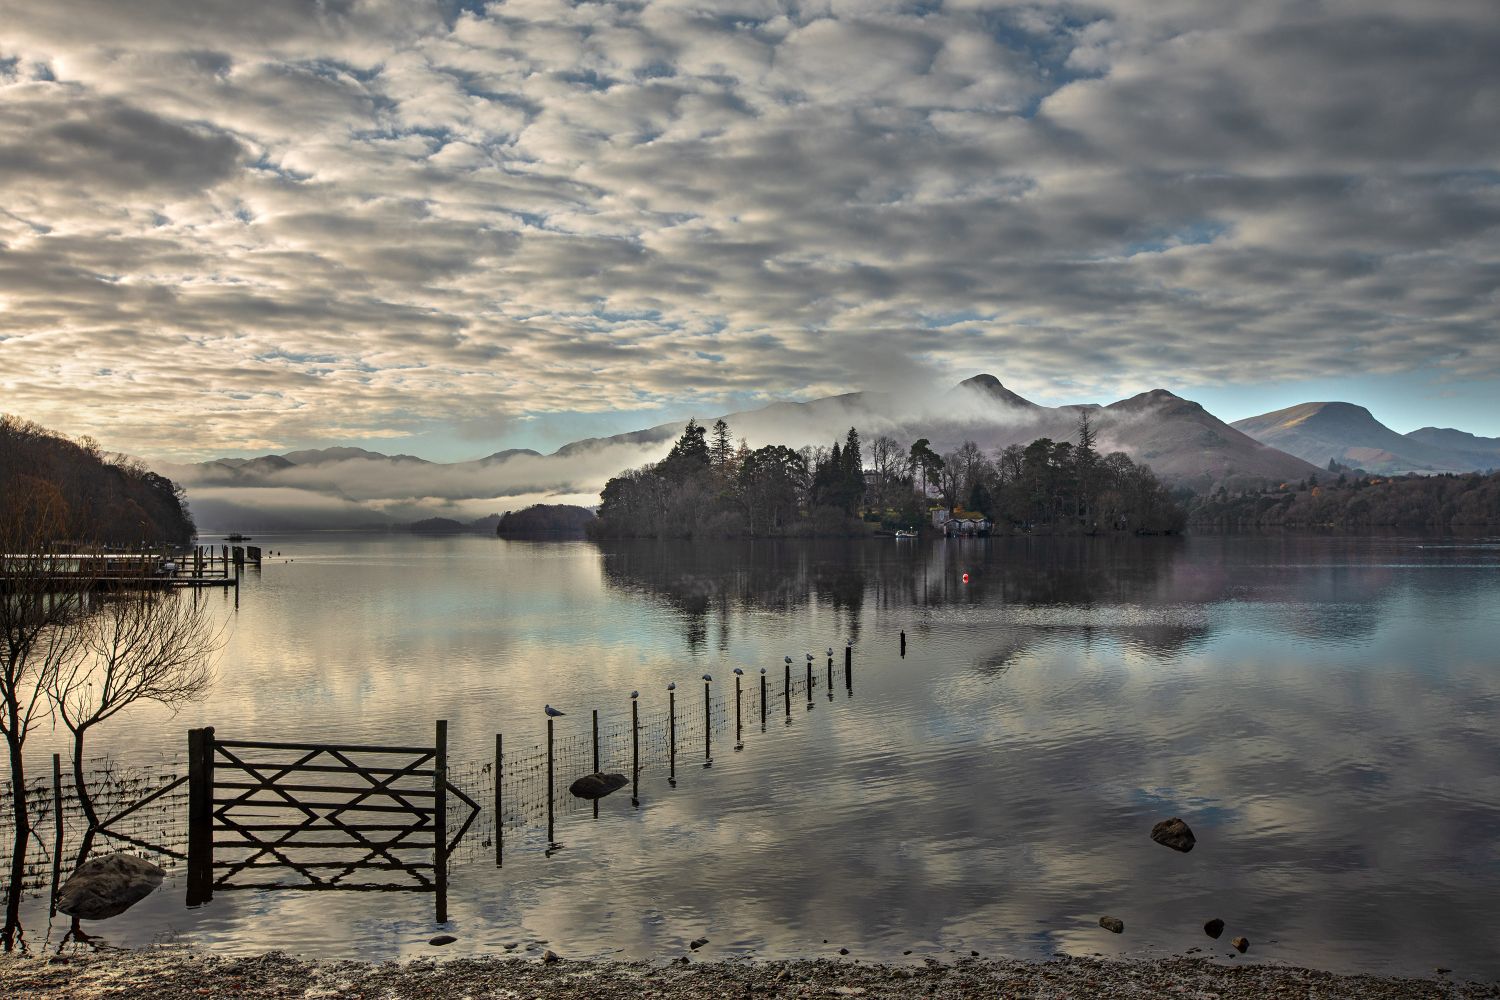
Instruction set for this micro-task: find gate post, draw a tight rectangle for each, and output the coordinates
[434,720,448,923]
[186,726,214,906]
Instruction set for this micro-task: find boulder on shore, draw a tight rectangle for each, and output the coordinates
[1204,918,1225,939]
[1099,916,1124,934]
[56,853,164,921]
[1231,936,1249,953]
[568,772,629,800]
[1150,817,1196,853]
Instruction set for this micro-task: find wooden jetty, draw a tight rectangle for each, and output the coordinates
[0,543,261,592]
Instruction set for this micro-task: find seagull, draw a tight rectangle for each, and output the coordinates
[544,705,565,718]
[806,652,814,661]
[702,673,713,682]
[845,639,853,648]
[667,682,676,691]
[630,690,639,699]
[827,647,833,657]
[784,655,792,664]
[733,667,744,676]
[760,667,767,674]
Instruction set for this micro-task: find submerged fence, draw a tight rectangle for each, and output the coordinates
[2,644,859,923]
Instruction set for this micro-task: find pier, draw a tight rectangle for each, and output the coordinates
[0,543,259,592]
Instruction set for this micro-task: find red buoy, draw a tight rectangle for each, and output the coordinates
[962,572,970,583]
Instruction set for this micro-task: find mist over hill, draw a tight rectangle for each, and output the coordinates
[154,376,1424,531]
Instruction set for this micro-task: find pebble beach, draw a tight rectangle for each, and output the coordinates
[3,951,1497,999]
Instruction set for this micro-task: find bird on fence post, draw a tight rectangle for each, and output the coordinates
[544,706,564,845]
[702,673,713,766]
[732,668,744,749]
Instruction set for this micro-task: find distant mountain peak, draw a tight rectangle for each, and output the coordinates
[1108,388,1200,413]
[957,373,1038,408]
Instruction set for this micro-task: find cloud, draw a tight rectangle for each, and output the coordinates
[1,0,1498,459]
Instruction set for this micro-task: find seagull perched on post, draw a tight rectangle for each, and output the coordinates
[806,652,814,661]
[702,673,712,682]
[667,682,676,691]
[760,667,766,674]
[630,690,639,699]
[784,655,792,664]
[733,667,744,676]
[544,705,565,718]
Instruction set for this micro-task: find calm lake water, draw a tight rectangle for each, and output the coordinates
[10,532,1500,977]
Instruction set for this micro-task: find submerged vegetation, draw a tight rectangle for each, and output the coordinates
[590,413,1185,539]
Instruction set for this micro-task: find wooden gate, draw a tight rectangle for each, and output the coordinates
[186,722,477,920]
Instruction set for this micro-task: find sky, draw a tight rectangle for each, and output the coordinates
[1,0,1498,464]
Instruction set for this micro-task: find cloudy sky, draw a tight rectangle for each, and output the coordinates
[2,0,1498,462]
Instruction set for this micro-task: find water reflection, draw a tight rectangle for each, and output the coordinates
[3,533,1498,976]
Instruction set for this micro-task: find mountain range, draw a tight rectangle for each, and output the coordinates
[1230,403,1500,475]
[159,376,1494,531]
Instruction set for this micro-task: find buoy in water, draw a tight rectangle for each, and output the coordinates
[962,572,970,583]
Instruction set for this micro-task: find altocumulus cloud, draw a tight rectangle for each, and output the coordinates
[0,0,1497,459]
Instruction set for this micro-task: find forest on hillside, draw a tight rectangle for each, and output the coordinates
[590,414,1185,539]
[1188,469,1500,528]
[0,415,196,546]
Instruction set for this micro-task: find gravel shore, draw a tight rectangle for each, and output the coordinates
[3,951,1497,999]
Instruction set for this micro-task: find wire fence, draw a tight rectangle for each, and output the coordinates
[2,649,857,903]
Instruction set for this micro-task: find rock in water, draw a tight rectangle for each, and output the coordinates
[1204,918,1225,939]
[542,949,561,963]
[56,853,164,921]
[1098,916,1124,934]
[1150,817,1196,853]
[568,772,630,800]
[429,935,457,946]
[1232,936,1249,953]
[690,937,709,950]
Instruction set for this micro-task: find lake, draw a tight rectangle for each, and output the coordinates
[8,532,1500,977]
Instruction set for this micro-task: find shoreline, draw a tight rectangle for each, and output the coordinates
[3,951,1496,999]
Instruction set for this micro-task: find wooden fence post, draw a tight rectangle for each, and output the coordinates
[668,685,677,785]
[592,709,600,819]
[434,720,448,923]
[504,734,510,869]
[49,753,63,912]
[546,715,555,842]
[186,726,214,906]
[703,676,712,764]
[631,693,639,806]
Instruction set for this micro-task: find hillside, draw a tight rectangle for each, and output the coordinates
[1405,427,1500,472]
[1232,403,1479,474]
[0,415,196,545]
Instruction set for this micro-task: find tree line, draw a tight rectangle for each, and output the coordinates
[1189,469,1500,528]
[591,412,1185,539]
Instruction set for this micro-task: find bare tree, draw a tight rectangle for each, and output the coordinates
[1,477,89,948]
[50,591,221,826]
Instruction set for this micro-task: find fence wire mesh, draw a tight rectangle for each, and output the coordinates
[2,649,856,903]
